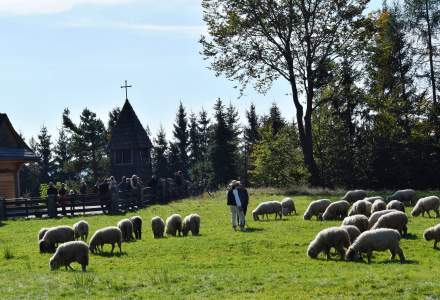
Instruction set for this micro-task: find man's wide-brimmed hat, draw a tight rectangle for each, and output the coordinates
[230,180,241,187]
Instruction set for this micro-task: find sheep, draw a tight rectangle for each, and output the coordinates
[322,200,350,221]
[117,219,134,242]
[130,216,143,239]
[411,196,440,218]
[423,224,440,249]
[371,211,408,236]
[38,228,49,242]
[341,225,361,244]
[307,227,350,260]
[387,189,416,205]
[386,200,405,213]
[281,198,297,216]
[39,226,75,254]
[182,214,201,236]
[151,216,165,238]
[371,199,387,214]
[341,190,367,203]
[342,215,369,232]
[252,201,283,221]
[368,209,398,229]
[165,214,183,237]
[346,228,405,263]
[363,196,384,204]
[73,220,89,241]
[49,241,89,272]
[89,226,122,255]
[303,199,332,220]
[348,200,372,217]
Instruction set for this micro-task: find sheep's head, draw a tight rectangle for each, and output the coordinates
[39,240,52,253]
[411,205,421,217]
[307,243,318,259]
[49,257,59,271]
[252,211,258,221]
[303,210,311,220]
[345,247,360,261]
[89,240,97,253]
[424,229,434,241]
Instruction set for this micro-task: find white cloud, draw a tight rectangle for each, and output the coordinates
[0,0,131,15]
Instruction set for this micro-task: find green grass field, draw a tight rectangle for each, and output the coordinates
[1,191,440,299]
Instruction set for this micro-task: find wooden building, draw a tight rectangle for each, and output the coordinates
[108,100,152,183]
[0,114,38,199]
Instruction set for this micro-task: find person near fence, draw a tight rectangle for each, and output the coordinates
[79,180,87,195]
[98,179,110,214]
[47,182,58,197]
[69,189,77,216]
[58,183,68,216]
[130,175,142,207]
[238,183,249,216]
[227,180,246,232]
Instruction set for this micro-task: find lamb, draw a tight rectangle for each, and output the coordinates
[341,225,361,244]
[73,220,89,241]
[182,213,201,236]
[411,196,440,218]
[348,200,372,217]
[165,214,183,237]
[117,219,134,242]
[151,216,165,238]
[252,201,283,221]
[39,226,75,253]
[303,199,332,220]
[38,228,49,242]
[342,215,369,232]
[371,211,408,236]
[322,200,350,221]
[89,226,122,255]
[281,198,297,216]
[341,190,367,203]
[346,228,405,263]
[307,227,350,260]
[49,241,89,272]
[387,189,416,205]
[371,199,387,214]
[423,224,440,249]
[363,196,384,204]
[368,209,398,229]
[386,200,405,213]
[130,216,143,239]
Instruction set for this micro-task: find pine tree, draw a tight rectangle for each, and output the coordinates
[244,103,260,145]
[108,107,121,139]
[198,108,210,160]
[173,102,189,174]
[263,103,285,136]
[53,128,72,182]
[152,126,169,178]
[188,113,202,166]
[36,126,53,183]
[167,143,181,176]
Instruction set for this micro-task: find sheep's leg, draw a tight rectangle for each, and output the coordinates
[337,246,345,260]
[110,243,115,254]
[436,210,440,218]
[434,240,438,249]
[427,210,432,218]
[367,251,372,264]
[67,264,74,271]
[390,248,396,260]
[325,248,331,260]
[118,242,122,254]
[82,264,87,272]
[396,246,405,263]
[403,225,408,237]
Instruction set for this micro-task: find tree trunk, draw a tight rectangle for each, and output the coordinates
[425,0,437,107]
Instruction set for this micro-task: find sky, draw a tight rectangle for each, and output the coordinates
[1,0,382,142]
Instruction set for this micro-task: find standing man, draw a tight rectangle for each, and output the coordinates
[227,180,246,231]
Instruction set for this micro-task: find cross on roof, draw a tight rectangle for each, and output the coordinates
[121,80,132,100]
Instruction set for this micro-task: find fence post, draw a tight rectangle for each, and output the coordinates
[0,197,6,220]
[46,195,57,218]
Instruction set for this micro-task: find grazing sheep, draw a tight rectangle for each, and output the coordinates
[307,227,350,260]
[73,220,89,241]
[130,216,143,239]
[151,216,165,238]
[411,196,440,218]
[38,228,49,242]
[281,198,297,216]
[252,201,283,221]
[368,209,398,229]
[322,200,350,221]
[386,200,405,213]
[89,226,122,255]
[341,225,361,244]
[117,219,134,242]
[346,228,405,263]
[303,199,332,220]
[342,215,369,232]
[371,199,387,214]
[39,226,75,254]
[348,200,372,217]
[182,214,201,236]
[165,214,183,237]
[363,196,384,204]
[388,189,416,205]
[341,190,367,203]
[423,224,440,249]
[49,241,89,272]
[371,211,408,236]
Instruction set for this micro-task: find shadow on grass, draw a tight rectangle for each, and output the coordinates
[93,252,127,258]
[243,227,264,233]
[380,259,418,265]
[404,233,418,240]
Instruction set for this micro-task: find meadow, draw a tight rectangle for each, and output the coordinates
[0,190,440,299]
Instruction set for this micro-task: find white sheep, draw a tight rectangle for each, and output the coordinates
[363,196,384,204]
[423,224,440,249]
[342,215,369,232]
[371,211,408,236]
[387,189,416,205]
[252,201,283,221]
[368,209,398,229]
[182,214,201,236]
[322,200,350,221]
[341,190,367,203]
[117,219,134,242]
[151,216,165,238]
[348,200,372,217]
[307,227,350,260]
[303,199,331,220]
[89,226,122,255]
[371,199,387,214]
[39,226,75,253]
[341,225,361,244]
[49,241,89,272]
[386,200,405,213]
[411,196,440,218]
[346,228,405,263]
[130,216,143,239]
[165,214,183,237]
[73,220,89,241]
[281,198,296,216]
